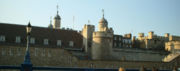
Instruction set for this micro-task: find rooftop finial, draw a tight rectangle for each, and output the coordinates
[50,16,52,24]
[57,4,59,15]
[102,9,104,18]
[88,20,90,24]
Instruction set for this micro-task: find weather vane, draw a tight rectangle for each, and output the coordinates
[102,9,104,18]
[50,16,52,24]
[88,20,90,24]
[57,4,59,14]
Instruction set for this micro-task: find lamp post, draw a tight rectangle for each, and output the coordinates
[21,22,33,71]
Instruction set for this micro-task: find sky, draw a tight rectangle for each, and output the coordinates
[0,0,180,37]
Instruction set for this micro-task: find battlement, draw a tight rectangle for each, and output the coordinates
[169,35,180,41]
[167,41,180,44]
[138,33,144,37]
[93,31,113,38]
[84,24,95,29]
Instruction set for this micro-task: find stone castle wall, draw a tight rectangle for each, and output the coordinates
[0,45,180,69]
[165,41,180,52]
[112,48,168,61]
[0,46,78,67]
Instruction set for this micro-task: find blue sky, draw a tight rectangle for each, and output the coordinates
[0,0,180,37]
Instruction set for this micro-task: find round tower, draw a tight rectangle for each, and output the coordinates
[91,32,113,60]
[91,9,113,60]
[53,5,61,29]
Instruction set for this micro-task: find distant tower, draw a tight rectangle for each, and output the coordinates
[53,5,61,29]
[91,9,113,60]
[82,20,95,54]
[48,17,53,29]
[165,33,170,38]
[148,31,154,39]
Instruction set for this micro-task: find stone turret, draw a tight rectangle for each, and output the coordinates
[48,17,53,29]
[165,33,170,38]
[53,5,61,29]
[91,9,113,60]
[98,17,108,31]
[82,23,95,54]
[92,31,113,60]
[148,31,154,39]
[138,33,144,40]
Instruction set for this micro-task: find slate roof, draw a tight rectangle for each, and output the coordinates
[0,23,83,48]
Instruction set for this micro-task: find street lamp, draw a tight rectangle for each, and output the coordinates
[26,22,32,36]
[24,22,32,64]
[21,22,33,71]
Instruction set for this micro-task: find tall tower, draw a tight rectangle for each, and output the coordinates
[81,21,95,54]
[91,9,113,60]
[53,5,61,29]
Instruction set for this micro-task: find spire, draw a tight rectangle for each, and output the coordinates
[88,20,90,24]
[54,4,61,20]
[57,4,59,15]
[99,9,107,23]
[73,16,75,29]
[50,16,52,24]
[48,16,53,28]
[102,9,104,18]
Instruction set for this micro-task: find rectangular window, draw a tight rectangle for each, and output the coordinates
[44,39,49,45]
[0,35,5,42]
[15,36,21,43]
[30,37,35,44]
[69,41,74,47]
[114,37,117,40]
[57,40,62,46]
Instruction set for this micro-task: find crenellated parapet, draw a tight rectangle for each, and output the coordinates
[93,31,113,38]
